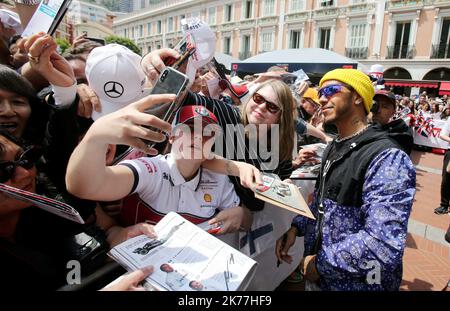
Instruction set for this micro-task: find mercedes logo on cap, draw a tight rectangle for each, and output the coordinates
[104,81,124,98]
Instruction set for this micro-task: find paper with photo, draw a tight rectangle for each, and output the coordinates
[109,212,257,291]
[290,163,321,179]
[254,174,315,220]
[301,143,327,159]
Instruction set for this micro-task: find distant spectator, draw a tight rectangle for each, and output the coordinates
[7,35,27,70]
[371,90,397,126]
[441,104,450,121]
[431,103,441,119]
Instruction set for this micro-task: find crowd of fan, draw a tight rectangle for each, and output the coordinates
[0,6,449,292]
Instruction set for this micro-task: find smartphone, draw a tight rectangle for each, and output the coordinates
[143,67,189,149]
[48,1,72,36]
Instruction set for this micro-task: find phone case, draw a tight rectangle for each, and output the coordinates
[141,68,189,151]
[144,67,189,122]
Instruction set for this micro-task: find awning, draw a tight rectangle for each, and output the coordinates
[439,82,450,96]
[384,80,439,88]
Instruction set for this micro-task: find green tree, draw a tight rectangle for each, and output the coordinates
[104,35,141,55]
[55,38,71,54]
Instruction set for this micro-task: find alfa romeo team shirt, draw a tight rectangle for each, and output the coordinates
[119,154,240,224]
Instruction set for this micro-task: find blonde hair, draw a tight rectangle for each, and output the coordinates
[241,79,297,162]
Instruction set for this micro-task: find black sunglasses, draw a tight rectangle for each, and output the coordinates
[252,93,281,114]
[0,145,42,183]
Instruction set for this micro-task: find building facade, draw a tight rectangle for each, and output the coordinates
[113,0,450,93]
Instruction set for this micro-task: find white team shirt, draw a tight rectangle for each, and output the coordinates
[120,154,240,223]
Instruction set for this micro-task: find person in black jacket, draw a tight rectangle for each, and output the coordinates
[276,69,416,291]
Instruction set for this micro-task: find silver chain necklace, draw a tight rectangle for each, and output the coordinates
[335,124,370,143]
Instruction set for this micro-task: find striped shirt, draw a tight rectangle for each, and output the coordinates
[183,92,293,211]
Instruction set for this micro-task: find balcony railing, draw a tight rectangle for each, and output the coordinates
[386,45,416,59]
[387,0,424,9]
[345,47,368,59]
[239,51,252,60]
[431,44,450,59]
[259,16,279,26]
[239,19,256,28]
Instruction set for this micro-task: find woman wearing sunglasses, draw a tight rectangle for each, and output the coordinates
[0,128,165,290]
[0,34,102,221]
[194,79,297,214]
[0,129,71,289]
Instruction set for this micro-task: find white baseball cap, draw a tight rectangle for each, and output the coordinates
[85,44,147,120]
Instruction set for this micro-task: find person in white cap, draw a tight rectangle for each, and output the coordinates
[85,43,149,121]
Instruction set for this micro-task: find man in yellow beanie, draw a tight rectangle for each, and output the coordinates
[277,68,416,291]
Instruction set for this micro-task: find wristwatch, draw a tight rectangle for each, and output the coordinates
[13,0,41,5]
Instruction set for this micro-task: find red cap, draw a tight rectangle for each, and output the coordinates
[175,105,219,126]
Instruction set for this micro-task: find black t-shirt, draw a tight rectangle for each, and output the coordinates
[0,207,80,290]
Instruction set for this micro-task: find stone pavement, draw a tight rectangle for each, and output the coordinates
[400,150,449,291]
[277,149,450,291]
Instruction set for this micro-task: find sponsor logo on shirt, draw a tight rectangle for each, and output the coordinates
[138,159,156,173]
[204,194,212,202]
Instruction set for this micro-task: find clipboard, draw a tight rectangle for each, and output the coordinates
[22,0,72,37]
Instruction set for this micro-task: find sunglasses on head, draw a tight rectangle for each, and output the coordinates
[318,84,353,100]
[0,145,42,183]
[252,93,281,114]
